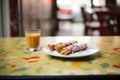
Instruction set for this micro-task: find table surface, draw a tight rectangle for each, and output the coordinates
[0,36,120,76]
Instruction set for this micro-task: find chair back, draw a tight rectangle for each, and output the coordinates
[81,7,92,23]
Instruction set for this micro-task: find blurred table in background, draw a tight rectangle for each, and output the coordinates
[94,8,120,35]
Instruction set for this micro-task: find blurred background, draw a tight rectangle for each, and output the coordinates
[0,0,120,37]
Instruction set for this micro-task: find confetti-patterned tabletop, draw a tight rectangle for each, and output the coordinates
[0,36,120,76]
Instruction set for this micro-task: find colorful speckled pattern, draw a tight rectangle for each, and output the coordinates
[0,36,120,75]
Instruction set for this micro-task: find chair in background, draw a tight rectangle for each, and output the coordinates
[81,7,100,36]
[95,10,120,36]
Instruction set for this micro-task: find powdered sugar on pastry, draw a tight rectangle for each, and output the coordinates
[48,41,87,55]
[60,43,87,55]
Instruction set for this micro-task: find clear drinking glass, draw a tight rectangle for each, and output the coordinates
[25,29,41,52]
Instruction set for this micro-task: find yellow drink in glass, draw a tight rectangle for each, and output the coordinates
[25,29,41,52]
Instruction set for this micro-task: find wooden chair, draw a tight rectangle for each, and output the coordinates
[95,10,120,36]
[81,7,100,36]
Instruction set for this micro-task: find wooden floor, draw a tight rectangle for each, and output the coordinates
[56,21,85,36]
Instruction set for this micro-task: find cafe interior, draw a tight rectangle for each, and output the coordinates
[0,0,120,37]
[0,0,120,80]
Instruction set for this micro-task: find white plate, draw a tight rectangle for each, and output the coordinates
[42,44,99,58]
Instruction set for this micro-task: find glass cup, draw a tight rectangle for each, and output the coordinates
[25,29,41,52]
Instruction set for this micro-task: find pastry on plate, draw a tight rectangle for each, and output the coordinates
[60,43,87,55]
[48,41,77,52]
[48,41,87,55]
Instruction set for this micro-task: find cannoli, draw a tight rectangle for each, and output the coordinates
[48,42,63,51]
[48,44,55,51]
[60,43,87,55]
[48,41,77,52]
[55,41,77,52]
